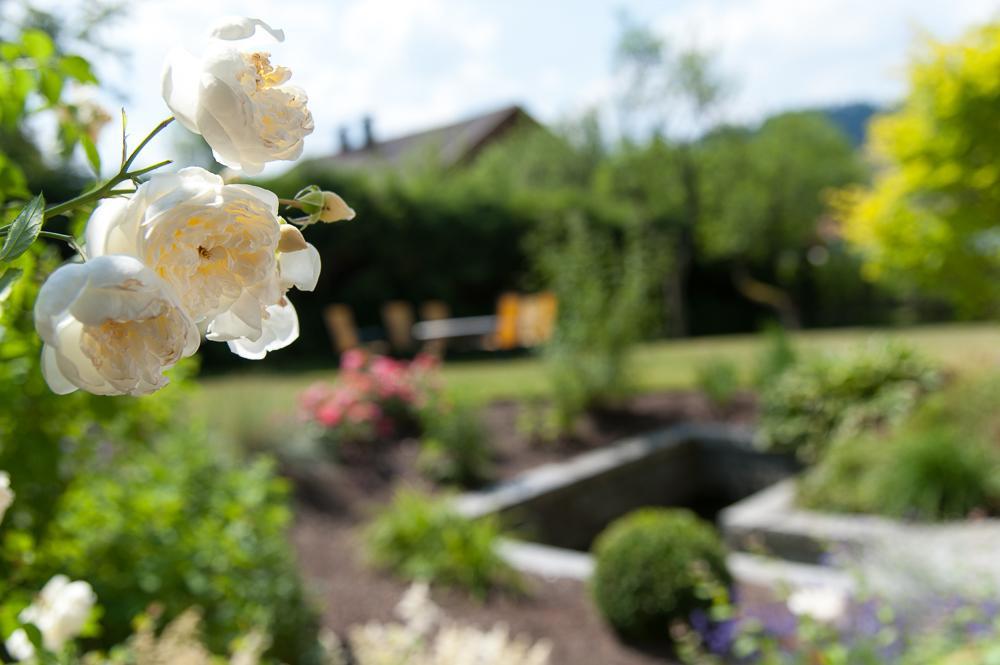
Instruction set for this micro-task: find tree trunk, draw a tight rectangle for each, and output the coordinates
[732,263,801,329]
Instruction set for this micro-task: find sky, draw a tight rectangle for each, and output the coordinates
[28,0,1000,175]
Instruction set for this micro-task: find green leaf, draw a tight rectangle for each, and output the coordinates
[21,30,55,62]
[38,68,64,105]
[0,194,45,262]
[81,134,101,176]
[58,55,97,83]
[0,268,22,302]
[0,43,21,62]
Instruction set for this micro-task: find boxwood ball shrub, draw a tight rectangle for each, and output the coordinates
[591,508,731,640]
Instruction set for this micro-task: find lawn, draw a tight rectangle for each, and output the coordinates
[196,323,1000,449]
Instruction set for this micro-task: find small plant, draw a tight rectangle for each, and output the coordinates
[419,402,493,488]
[591,508,730,641]
[752,322,797,388]
[299,351,441,454]
[695,358,741,409]
[756,341,941,462]
[364,490,519,598]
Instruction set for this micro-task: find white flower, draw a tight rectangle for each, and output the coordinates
[0,471,13,526]
[84,168,319,359]
[162,16,313,174]
[5,575,97,661]
[787,586,848,624]
[33,255,199,396]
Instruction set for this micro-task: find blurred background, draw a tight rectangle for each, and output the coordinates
[4,1,1000,663]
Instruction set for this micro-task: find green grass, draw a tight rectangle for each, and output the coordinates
[194,323,1000,449]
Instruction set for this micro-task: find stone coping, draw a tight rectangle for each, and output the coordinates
[454,422,755,520]
[720,477,1000,594]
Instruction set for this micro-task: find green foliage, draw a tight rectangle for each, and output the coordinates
[839,21,1000,315]
[756,342,941,462]
[799,374,1000,521]
[542,215,659,431]
[695,358,740,408]
[364,490,518,598]
[752,323,797,388]
[591,508,730,640]
[418,403,493,488]
[23,430,322,663]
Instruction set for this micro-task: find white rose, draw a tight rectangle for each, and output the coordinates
[0,471,13,526]
[33,255,199,396]
[6,575,97,661]
[86,168,280,339]
[162,16,313,174]
[85,168,320,358]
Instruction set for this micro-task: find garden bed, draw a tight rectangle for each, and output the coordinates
[287,390,756,665]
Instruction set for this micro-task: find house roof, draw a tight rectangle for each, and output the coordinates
[311,104,539,171]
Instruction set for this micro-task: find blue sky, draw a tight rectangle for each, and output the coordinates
[35,0,1000,174]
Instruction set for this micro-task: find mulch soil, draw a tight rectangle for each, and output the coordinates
[289,390,756,665]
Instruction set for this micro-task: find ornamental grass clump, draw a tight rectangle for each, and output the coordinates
[591,508,731,641]
[798,373,1000,521]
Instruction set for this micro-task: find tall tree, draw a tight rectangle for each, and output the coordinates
[697,112,865,326]
[837,21,1000,316]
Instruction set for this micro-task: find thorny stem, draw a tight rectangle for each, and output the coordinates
[43,117,175,222]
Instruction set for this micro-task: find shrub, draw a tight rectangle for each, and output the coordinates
[752,322,797,388]
[799,374,1000,521]
[364,490,518,598]
[28,429,324,664]
[418,403,493,488]
[591,508,730,640]
[756,341,941,462]
[695,358,741,408]
[299,351,441,454]
[541,215,660,432]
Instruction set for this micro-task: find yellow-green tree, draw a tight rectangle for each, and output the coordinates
[839,22,1000,315]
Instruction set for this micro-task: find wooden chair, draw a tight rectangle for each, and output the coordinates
[323,304,360,353]
[493,292,521,350]
[517,291,558,347]
[381,301,415,353]
[419,300,451,357]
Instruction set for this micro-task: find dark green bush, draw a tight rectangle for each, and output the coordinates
[799,374,1000,520]
[756,341,941,462]
[30,429,323,664]
[695,358,741,408]
[365,489,518,598]
[418,403,493,488]
[591,508,730,640]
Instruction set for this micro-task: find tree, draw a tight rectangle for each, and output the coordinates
[837,22,1000,316]
[612,17,729,336]
[697,112,865,326]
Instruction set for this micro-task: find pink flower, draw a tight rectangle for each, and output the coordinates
[340,349,368,372]
[316,402,342,427]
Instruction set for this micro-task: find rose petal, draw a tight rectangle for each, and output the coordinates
[209,17,285,42]
[278,243,321,292]
[161,48,203,133]
[227,298,299,359]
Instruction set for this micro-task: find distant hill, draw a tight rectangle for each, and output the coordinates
[816,102,883,147]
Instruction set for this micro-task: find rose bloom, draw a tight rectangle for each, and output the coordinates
[5,575,97,661]
[0,471,12,526]
[162,17,313,174]
[33,255,199,396]
[85,168,320,359]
